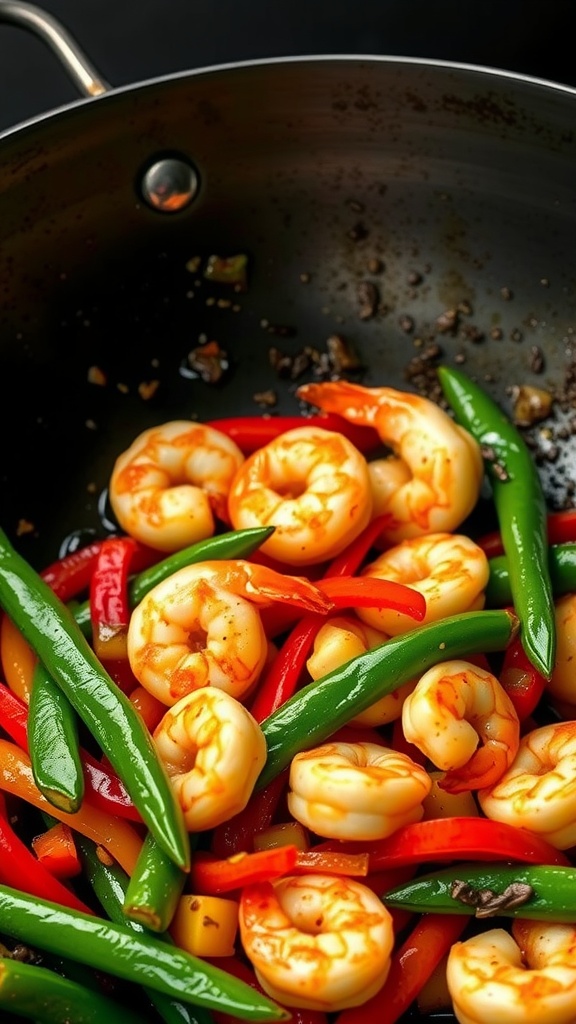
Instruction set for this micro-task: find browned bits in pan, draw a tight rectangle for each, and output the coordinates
[436,308,459,334]
[357,281,379,320]
[186,341,229,384]
[509,384,554,427]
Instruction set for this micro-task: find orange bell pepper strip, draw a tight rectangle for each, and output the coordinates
[31,822,81,880]
[0,738,143,875]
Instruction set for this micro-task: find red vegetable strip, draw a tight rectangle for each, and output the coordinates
[324,515,389,578]
[293,850,369,877]
[312,817,571,868]
[335,913,467,1024]
[317,576,426,618]
[0,681,141,823]
[191,846,299,894]
[211,770,288,858]
[249,613,324,723]
[0,798,92,913]
[499,628,547,721]
[90,537,139,662]
[207,414,381,455]
[40,539,158,603]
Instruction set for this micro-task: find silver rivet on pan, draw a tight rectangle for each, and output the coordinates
[140,157,199,212]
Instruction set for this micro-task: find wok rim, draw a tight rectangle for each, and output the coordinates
[3,51,576,143]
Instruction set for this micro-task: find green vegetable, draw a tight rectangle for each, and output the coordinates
[383,862,576,921]
[123,830,187,933]
[0,882,289,1022]
[486,542,576,607]
[0,954,143,1024]
[78,835,214,1024]
[437,365,556,679]
[0,524,189,872]
[258,609,518,788]
[28,662,84,813]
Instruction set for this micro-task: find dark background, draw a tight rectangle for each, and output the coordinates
[0,0,574,133]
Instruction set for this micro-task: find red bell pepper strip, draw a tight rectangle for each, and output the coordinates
[0,681,141,822]
[317,576,426,619]
[334,913,468,1024]
[210,770,288,858]
[249,613,325,723]
[324,515,389,578]
[499,629,547,721]
[90,537,139,662]
[191,845,299,894]
[313,816,571,868]
[41,538,158,603]
[207,414,381,455]
[0,794,92,913]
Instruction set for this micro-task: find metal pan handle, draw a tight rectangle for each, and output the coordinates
[0,0,110,96]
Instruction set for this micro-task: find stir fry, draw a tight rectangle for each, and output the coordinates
[0,369,575,1024]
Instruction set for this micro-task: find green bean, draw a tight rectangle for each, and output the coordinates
[28,662,84,813]
[438,365,556,678]
[123,831,187,933]
[0,883,289,1022]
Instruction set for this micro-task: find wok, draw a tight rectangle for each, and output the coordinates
[0,4,576,1018]
[2,1,576,571]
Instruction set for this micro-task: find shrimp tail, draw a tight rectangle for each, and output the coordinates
[297,381,380,427]
[440,742,511,794]
[242,564,334,613]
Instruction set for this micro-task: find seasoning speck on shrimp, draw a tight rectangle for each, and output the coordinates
[127,559,332,706]
[288,741,432,840]
[357,532,489,637]
[479,720,576,849]
[402,659,520,793]
[109,420,245,551]
[227,425,373,565]
[447,919,576,1024]
[153,687,267,831]
[239,874,394,1011]
[297,381,483,543]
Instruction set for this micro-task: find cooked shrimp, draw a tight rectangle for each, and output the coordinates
[109,420,245,551]
[478,721,576,848]
[306,615,416,726]
[447,919,576,1024]
[239,874,394,1011]
[127,559,332,706]
[153,687,267,831]
[227,425,373,566]
[297,381,484,543]
[356,532,489,637]
[287,741,431,840]
[546,594,576,712]
[402,659,520,793]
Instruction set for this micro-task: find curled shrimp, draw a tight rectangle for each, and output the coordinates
[239,873,394,1012]
[127,559,332,706]
[153,687,267,831]
[447,919,576,1024]
[478,721,576,849]
[297,381,483,544]
[306,615,416,726]
[402,659,520,793]
[356,532,489,637]
[109,420,245,551]
[287,741,432,840]
[227,425,373,566]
